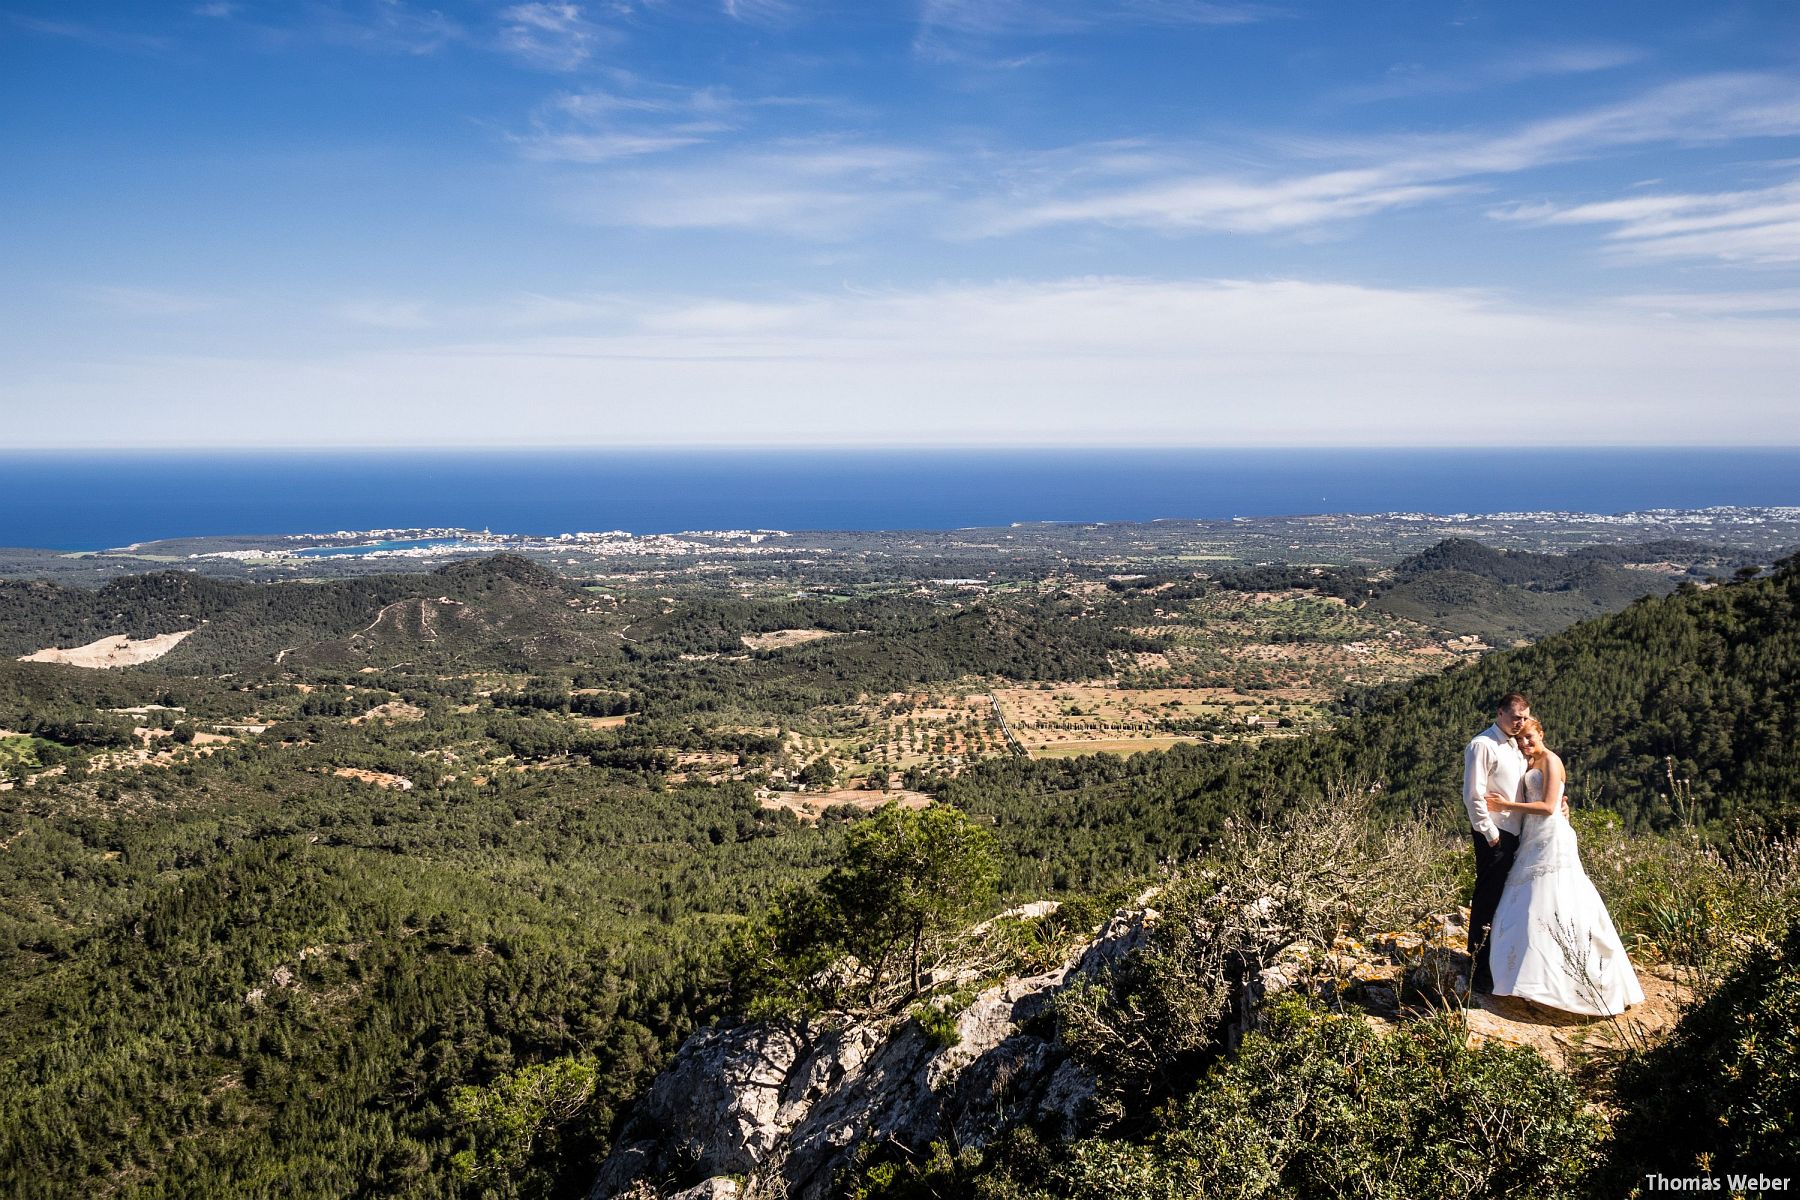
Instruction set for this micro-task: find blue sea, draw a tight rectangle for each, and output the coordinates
[1,448,1796,552]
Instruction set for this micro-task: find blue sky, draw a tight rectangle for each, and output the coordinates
[3,0,1799,447]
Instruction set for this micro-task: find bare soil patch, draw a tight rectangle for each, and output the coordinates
[350,701,426,725]
[742,628,841,651]
[331,767,414,791]
[19,629,195,669]
[572,714,631,729]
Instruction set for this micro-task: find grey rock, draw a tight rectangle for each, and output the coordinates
[671,1180,741,1200]
[589,907,1151,1200]
[586,1024,802,1198]
[1359,983,1401,1017]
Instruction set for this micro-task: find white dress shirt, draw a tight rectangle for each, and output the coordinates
[1463,724,1526,842]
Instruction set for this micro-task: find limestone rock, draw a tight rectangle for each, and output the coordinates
[588,906,1150,1200]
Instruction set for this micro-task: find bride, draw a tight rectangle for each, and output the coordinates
[1483,718,1645,1015]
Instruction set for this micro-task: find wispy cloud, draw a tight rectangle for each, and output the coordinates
[982,72,1800,237]
[512,84,741,161]
[1407,72,1800,176]
[1495,178,1800,265]
[6,13,172,54]
[919,0,1274,38]
[1341,44,1646,104]
[722,0,796,23]
[976,168,1467,236]
[498,3,614,71]
[557,141,938,237]
[293,1,465,56]
[913,0,1273,65]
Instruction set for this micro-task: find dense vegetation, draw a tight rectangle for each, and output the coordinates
[0,759,843,1199]
[935,560,1798,899]
[1602,919,1800,1186]
[0,550,1793,1198]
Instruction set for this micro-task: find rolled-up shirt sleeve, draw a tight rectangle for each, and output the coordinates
[1463,739,1498,841]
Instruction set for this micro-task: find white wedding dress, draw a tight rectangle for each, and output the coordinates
[1488,768,1645,1015]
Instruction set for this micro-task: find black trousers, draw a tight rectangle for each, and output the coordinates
[1469,828,1520,994]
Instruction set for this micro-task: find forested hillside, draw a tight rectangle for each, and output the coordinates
[940,562,1798,893]
[0,555,1792,1198]
[1365,536,1726,641]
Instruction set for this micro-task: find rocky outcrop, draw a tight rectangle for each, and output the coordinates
[591,899,1687,1198]
[588,909,1151,1200]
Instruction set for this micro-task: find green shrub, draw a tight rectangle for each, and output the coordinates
[449,1055,604,1198]
[732,803,1000,1017]
[1600,919,1800,1190]
[1052,995,1601,1200]
[1053,791,1462,1125]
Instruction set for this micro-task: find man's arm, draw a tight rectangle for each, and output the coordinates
[1463,739,1500,844]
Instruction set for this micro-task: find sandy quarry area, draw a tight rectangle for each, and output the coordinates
[19,630,195,669]
[742,628,841,651]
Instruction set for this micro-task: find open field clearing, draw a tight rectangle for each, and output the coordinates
[1122,590,1464,694]
[992,682,1322,755]
[572,714,632,729]
[757,787,931,821]
[742,628,842,651]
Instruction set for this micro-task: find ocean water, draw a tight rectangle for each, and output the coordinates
[1,447,1796,552]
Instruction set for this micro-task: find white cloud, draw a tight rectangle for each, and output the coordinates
[1420,73,1800,176]
[511,84,742,162]
[1342,44,1646,103]
[1493,178,1800,265]
[13,278,1799,447]
[977,167,1468,236]
[305,1,465,56]
[722,0,796,23]
[518,131,715,162]
[498,3,612,71]
[918,0,1271,38]
[6,14,172,53]
[558,142,939,237]
[984,73,1800,238]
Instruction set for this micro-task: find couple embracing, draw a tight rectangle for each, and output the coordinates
[1463,693,1644,1015]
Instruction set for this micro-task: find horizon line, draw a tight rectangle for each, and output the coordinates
[5,443,1800,455]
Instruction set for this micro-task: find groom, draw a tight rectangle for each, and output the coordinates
[1463,692,1531,995]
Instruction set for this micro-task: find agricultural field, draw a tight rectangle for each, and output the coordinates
[718,589,1470,780]
[1120,589,1470,694]
[617,584,1539,788]
[992,683,1322,757]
